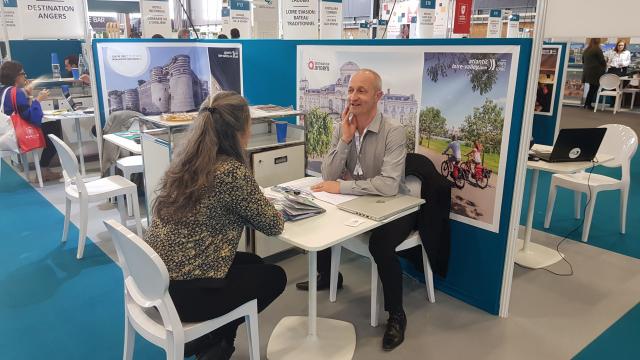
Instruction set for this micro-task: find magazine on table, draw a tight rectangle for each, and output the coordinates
[266,186,326,221]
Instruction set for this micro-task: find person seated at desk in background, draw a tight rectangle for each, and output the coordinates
[0,60,62,182]
[144,92,286,360]
[296,68,413,351]
[177,28,190,39]
[607,40,631,77]
[64,55,90,85]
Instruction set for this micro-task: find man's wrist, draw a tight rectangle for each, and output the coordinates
[341,136,353,144]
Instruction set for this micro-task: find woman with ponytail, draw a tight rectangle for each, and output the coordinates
[144,92,286,360]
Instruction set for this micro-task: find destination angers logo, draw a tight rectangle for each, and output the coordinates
[452,57,507,72]
[307,60,330,72]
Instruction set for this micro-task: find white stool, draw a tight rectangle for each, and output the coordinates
[116,155,143,216]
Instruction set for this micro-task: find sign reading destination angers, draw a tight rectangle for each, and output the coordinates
[20,0,85,39]
[282,0,319,39]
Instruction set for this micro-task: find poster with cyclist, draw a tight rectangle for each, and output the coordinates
[419,46,520,232]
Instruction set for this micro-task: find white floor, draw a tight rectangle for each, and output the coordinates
[7,159,640,359]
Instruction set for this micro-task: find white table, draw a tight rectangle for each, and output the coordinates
[265,187,423,360]
[516,145,613,268]
[43,111,95,176]
[103,133,142,155]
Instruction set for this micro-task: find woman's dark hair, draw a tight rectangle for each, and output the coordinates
[230,28,240,39]
[615,41,627,53]
[217,34,228,39]
[153,91,251,220]
[65,54,79,67]
[0,60,24,86]
[151,34,164,39]
[586,38,601,50]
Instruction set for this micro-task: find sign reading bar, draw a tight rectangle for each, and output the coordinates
[452,0,472,34]
[486,9,502,38]
[282,0,319,39]
[20,0,85,39]
[319,0,342,39]
[141,0,172,39]
[417,0,436,38]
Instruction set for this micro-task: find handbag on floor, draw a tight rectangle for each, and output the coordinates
[0,87,19,152]
[10,87,45,153]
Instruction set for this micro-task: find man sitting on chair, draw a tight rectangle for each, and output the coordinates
[296,68,415,351]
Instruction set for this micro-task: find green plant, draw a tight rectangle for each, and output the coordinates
[419,107,447,147]
[305,108,334,159]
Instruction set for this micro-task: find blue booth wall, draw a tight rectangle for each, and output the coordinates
[9,40,83,79]
[92,38,532,315]
[532,42,568,146]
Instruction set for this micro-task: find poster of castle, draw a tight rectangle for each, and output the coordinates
[297,45,423,175]
[420,46,519,232]
[96,42,242,118]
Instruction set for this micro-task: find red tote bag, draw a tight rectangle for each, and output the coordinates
[10,87,45,153]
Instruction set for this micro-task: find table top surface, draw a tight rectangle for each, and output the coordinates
[265,185,422,252]
[528,144,614,174]
[140,107,303,129]
[43,110,95,120]
[103,134,142,154]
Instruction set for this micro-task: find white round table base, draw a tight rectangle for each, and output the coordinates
[267,316,356,360]
[515,239,564,269]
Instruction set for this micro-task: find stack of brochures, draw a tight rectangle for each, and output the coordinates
[267,186,326,221]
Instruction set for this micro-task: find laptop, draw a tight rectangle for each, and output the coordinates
[337,194,425,221]
[61,87,93,113]
[534,128,607,162]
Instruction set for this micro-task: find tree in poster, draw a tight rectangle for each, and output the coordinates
[419,107,448,147]
[425,53,499,95]
[459,99,504,154]
[405,125,416,153]
[306,108,334,159]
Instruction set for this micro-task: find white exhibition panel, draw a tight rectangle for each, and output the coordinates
[19,0,85,39]
[545,0,640,38]
[140,0,172,39]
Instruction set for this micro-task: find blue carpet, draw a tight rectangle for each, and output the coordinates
[0,160,165,359]
[521,152,640,260]
[573,302,640,360]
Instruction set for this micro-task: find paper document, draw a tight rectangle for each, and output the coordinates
[250,104,300,119]
[279,177,358,205]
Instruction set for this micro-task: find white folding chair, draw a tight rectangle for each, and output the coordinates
[594,74,622,114]
[544,124,638,242]
[328,176,435,327]
[116,155,144,216]
[48,134,142,259]
[622,75,640,110]
[103,219,260,360]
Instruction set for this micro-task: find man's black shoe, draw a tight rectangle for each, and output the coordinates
[296,272,343,291]
[382,311,407,351]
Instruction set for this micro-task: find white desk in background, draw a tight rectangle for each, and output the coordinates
[43,111,96,176]
[516,144,613,268]
[102,133,142,155]
[265,184,423,360]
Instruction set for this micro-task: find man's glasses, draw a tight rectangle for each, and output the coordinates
[18,71,27,77]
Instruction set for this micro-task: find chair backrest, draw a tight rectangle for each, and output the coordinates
[599,73,621,90]
[597,124,638,182]
[47,134,80,182]
[103,219,182,332]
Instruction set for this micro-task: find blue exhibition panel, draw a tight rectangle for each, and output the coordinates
[91,38,532,315]
[9,40,83,79]
[532,42,568,145]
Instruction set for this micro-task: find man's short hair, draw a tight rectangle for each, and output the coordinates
[177,28,190,39]
[65,54,79,67]
[230,28,240,39]
[354,68,382,92]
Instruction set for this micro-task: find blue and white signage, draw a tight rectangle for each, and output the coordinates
[320,0,342,39]
[417,0,436,38]
[230,0,251,38]
[1,0,22,40]
[506,13,520,38]
[486,9,501,38]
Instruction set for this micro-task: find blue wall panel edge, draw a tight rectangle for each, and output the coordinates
[532,42,568,146]
[91,38,533,315]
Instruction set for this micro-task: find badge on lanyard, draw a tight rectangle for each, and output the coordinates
[353,129,367,178]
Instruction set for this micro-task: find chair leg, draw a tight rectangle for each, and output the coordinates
[574,191,582,219]
[130,191,143,237]
[421,246,436,303]
[62,198,71,243]
[543,183,557,228]
[620,187,629,234]
[245,302,260,360]
[123,315,135,360]
[370,261,380,327]
[32,152,43,188]
[77,197,89,259]
[165,340,184,360]
[20,153,30,180]
[124,170,134,217]
[614,95,619,114]
[631,92,636,110]
[581,192,599,242]
[329,245,341,303]
[594,93,600,112]
[116,194,128,225]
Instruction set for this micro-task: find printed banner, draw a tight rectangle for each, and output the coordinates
[433,0,448,38]
[141,0,172,39]
[506,14,520,38]
[563,68,585,105]
[95,42,243,119]
[230,0,251,39]
[253,0,279,39]
[535,45,561,115]
[486,9,501,38]
[452,0,472,34]
[282,0,319,39]
[381,0,418,39]
[221,7,231,36]
[20,0,85,39]
[319,0,342,39]
[1,0,23,40]
[420,46,520,232]
[417,0,436,38]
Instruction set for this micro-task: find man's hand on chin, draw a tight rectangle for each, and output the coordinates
[311,181,341,194]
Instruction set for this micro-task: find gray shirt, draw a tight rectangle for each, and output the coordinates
[321,112,409,196]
